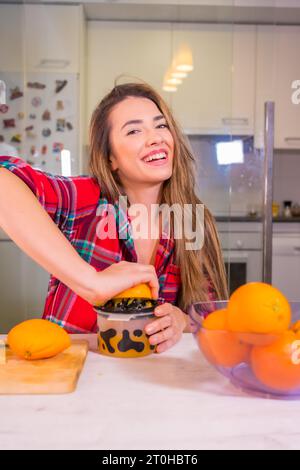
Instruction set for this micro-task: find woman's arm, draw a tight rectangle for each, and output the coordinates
[0,168,159,303]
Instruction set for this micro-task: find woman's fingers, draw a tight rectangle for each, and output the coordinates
[145,303,187,353]
[145,314,172,335]
[148,325,175,346]
[104,261,159,299]
[139,265,159,299]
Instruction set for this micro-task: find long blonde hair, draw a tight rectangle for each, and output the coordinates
[89,82,228,310]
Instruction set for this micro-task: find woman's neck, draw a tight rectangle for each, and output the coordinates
[124,183,163,210]
[122,183,163,240]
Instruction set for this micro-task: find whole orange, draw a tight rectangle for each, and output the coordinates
[291,320,300,336]
[202,308,227,330]
[227,282,291,334]
[251,330,300,392]
[198,308,251,368]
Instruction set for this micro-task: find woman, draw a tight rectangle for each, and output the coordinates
[0,82,227,353]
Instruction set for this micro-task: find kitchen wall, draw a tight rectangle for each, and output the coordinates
[273,151,300,211]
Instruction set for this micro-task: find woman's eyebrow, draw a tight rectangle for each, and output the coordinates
[121,114,165,130]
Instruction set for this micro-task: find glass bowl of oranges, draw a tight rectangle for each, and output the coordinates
[188,282,300,399]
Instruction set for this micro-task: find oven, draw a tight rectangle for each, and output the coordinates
[217,222,263,296]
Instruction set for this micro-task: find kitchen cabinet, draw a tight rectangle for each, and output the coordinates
[171,24,256,135]
[255,25,300,149]
[0,5,23,72]
[272,222,300,300]
[87,22,255,137]
[23,4,84,74]
[0,233,49,334]
[0,4,84,74]
[86,21,173,140]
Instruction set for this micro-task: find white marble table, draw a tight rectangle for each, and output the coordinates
[1,333,300,450]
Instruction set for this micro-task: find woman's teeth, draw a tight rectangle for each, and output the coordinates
[143,152,167,163]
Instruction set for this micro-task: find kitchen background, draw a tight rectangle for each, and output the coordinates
[0,0,300,332]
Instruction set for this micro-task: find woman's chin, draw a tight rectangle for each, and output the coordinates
[142,167,173,183]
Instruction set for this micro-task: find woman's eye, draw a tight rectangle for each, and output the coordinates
[126,124,169,135]
[157,123,169,129]
[127,129,139,135]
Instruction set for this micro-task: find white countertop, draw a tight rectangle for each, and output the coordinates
[1,333,300,450]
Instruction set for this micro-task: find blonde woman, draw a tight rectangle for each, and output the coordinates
[0,82,227,353]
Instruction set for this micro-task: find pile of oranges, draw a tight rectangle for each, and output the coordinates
[197,282,300,392]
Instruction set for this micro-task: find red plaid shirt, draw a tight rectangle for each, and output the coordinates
[0,156,182,333]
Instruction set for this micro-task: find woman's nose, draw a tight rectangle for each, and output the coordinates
[145,129,164,146]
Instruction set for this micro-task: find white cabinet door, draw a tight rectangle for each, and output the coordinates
[274,26,300,149]
[0,241,26,333]
[0,240,49,334]
[23,4,83,74]
[86,21,173,139]
[0,5,23,72]
[22,253,50,321]
[171,24,255,135]
[255,25,300,149]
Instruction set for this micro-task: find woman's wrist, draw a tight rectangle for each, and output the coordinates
[68,261,100,305]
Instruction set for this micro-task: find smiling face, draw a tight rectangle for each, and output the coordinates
[108,97,174,190]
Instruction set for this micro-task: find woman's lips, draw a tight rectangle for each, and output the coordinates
[142,155,169,166]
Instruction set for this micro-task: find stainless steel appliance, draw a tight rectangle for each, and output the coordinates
[217,222,263,295]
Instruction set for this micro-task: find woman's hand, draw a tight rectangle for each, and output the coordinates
[145,302,189,353]
[79,261,159,305]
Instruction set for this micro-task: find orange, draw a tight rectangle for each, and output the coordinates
[227,282,291,334]
[198,308,251,368]
[202,308,227,330]
[251,330,300,392]
[7,319,71,360]
[113,283,152,299]
[237,332,280,347]
[291,320,300,336]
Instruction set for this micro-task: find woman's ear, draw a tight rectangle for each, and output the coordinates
[109,154,118,172]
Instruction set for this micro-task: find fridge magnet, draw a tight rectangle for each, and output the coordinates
[66,121,73,131]
[55,80,67,94]
[25,125,34,132]
[41,160,46,166]
[30,145,39,158]
[11,134,22,143]
[41,145,48,155]
[29,113,36,119]
[42,109,51,121]
[0,80,6,105]
[31,96,42,108]
[27,82,46,90]
[56,100,64,111]
[3,118,15,128]
[42,128,51,138]
[17,112,25,120]
[10,87,23,100]
[26,130,36,139]
[0,104,9,114]
[26,159,34,165]
[53,142,64,153]
[56,118,65,132]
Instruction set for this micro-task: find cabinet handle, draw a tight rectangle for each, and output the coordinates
[222,117,249,126]
[284,137,300,143]
[294,247,300,253]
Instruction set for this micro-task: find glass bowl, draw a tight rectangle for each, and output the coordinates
[188,300,300,399]
[94,298,164,358]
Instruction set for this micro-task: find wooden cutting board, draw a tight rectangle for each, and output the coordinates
[0,340,88,395]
